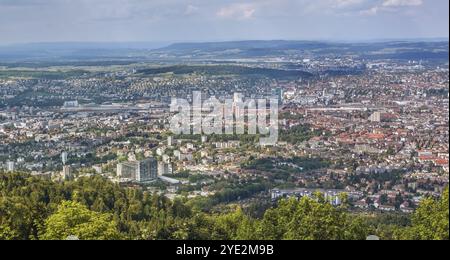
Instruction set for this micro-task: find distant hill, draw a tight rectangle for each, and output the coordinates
[158,40,334,51]
[0,42,169,63]
[0,40,448,63]
[156,40,449,60]
[137,64,314,79]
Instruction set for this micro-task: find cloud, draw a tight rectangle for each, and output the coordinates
[217,3,256,20]
[359,6,380,16]
[332,0,365,8]
[184,4,199,15]
[382,0,423,7]
[289,0,373,16]
[0,0,447,43]
[360,0,423,15]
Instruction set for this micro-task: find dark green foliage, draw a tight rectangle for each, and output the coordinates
[138,65,313,79]
[242,157,330,174]
[280,125,324,144]
[0,172,448,240]
[394,188,449,240]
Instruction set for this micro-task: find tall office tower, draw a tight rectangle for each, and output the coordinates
[158,161,173,176]
[272,88,284,105]
[369,112,382,122]
[117,158,158,183]
[167,136,174,147]
[6,161,15,172]
[137,158,158,182]
[61,152,68,165]
[117,162,136,180]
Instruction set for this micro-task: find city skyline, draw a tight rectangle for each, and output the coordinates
[0,0,448,45]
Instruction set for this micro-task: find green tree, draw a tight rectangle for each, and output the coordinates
[235,216,260,240]
[0,224,18,240]
[395,187,449,240]
[40,201,122,240]
[257,197,369,240]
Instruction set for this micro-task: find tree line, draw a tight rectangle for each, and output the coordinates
[0,172,448,240]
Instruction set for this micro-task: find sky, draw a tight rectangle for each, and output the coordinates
[0,0,448,44]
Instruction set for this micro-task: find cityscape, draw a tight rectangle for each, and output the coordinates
[0,0,448,243]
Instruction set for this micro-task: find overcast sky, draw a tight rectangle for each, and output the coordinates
[0,0,448,44]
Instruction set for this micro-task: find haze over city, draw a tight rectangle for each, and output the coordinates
[0,0,448,44]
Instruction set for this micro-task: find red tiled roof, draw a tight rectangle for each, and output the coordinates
[434,159,449,166]
[367,134,385,139]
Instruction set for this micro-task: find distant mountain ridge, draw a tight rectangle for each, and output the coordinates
[159,40,449,52]
[0,40,448,63]
[158,40,335,51]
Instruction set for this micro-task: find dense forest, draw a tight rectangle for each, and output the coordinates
[138,65,313,79]
[0,70,90,80]
[0,172,448,240]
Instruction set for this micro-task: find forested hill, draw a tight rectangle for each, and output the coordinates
[137,65,314,79]
[1,40,448,62]
[156,40,449,60]
[0,172,448,240]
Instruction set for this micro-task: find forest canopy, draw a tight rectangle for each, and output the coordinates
[0,172,448,240]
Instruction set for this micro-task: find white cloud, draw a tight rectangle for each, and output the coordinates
[360,0,423,15]
[360,6,379,16]
[0,0,447,43]
[184,4,199,15]
[217,3,256,20]
[290,0,372,16]
[382,0,423,7]
[332,0,365,8]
